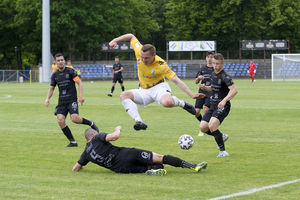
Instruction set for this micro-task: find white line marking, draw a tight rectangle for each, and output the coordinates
[209,179,300,200]
[0,94,12,99]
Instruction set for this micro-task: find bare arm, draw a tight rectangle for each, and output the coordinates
[76,79,85,105]
[44,86,55,107]
[218,84,238,108]
[105,126,122,142]
[200,84,212,92]
[72,162,82,172]
[171,75,205,99]
[109,34,136,49]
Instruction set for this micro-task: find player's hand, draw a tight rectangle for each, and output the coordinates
[218,100,226,109]
[109,40,117,49]
[44,99,50,107]
[78,96,85,105]
[115,126,122,132]
[192,93,206,99]
[199,84,206,91]
[195,76,204,84]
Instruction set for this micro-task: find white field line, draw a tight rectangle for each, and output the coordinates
[209,179,300,200]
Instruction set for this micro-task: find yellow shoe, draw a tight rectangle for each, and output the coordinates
[194,161,207,172]
[145,169,167,176]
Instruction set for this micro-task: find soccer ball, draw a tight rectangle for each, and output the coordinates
[178,134,194,150]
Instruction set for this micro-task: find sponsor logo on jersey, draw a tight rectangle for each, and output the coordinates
[135,42,142,48]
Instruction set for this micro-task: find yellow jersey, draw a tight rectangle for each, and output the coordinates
[52,64,74,72]
[131,38,176,89]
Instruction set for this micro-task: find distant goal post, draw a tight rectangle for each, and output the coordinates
[272,54,300,81]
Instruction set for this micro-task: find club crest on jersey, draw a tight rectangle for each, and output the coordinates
[218,79,221,84]
[66,74,69,79]
[72,102,77,111]
[137,57,141,64]
[141,151,150,159]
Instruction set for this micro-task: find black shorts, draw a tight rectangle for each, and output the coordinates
[54,101,79,116]
[195,95,211,109]
[202,101,231,124]
[113,148,153,173]
[113,75,123,83]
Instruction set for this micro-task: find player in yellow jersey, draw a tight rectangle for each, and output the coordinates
[52,59,74,73]
[109,34,205,131]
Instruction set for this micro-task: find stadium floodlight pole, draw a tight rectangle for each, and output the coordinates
[41,0,51,83]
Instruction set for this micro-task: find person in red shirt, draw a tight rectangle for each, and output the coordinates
[247,61,257,82]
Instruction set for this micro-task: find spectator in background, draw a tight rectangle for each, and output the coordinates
[108,56,125,97]
[51,60,57,72]
[247,61,257,82]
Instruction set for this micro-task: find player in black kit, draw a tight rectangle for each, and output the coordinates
[44,53,99,147]
[195,51,214,122]
[108,56,125,97]
[199,53,238,157]
[72,126,208,175]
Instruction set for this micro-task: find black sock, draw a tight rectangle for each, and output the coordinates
[62,126,75,142]
[82,118,92,126]
[196,114,202,122]
[212,129,225,151]
[163,155,196,168]
[121,86,125,91]
[206,130,214,136]
[111,86,115,93]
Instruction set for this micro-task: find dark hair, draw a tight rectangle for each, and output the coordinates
[206,51,215,57]
[115,56,119,59]
[142,44,156,56]
[55,53,64,59]
[214,53,224,61]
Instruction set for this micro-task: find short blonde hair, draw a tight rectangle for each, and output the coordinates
[214,53,224,61]
[84,128,96,141]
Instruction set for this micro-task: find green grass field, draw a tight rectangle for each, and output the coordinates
[0,79,300,200]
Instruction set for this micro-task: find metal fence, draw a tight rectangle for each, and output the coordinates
[0,70,39,82]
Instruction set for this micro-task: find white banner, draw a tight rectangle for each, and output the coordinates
[169,41,216,51]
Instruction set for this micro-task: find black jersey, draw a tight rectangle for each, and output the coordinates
[50,67,78,104]
[196,65,214,93]
[113,63,123,76]
[210,69,234,104]
[78,133,122,171]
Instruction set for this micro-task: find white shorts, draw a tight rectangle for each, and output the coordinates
[131,82,172,107]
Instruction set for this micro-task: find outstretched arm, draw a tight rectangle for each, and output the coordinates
[109,34,136,49]
[72,162,82,172]
[105,126,122,142]
[171,75,205,99]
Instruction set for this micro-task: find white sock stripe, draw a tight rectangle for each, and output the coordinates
[209,179,300,200]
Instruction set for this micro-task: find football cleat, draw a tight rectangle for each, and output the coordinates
[145,169,167,176]
[91,121,99,133]
[194,161,208,172]
[133,121,147,131]
[65,142,78,147]
[183,101,196,115]
[107,93,112,97]
[217,150,229,158]
[222,134,229,142]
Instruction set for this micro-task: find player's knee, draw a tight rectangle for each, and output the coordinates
[120,91,132,101]
[57,118,65,126]
[199,123,208,132]
[161,98,174,107]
